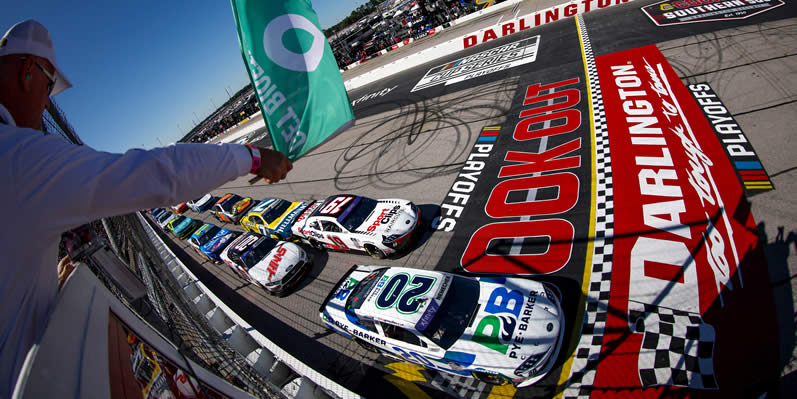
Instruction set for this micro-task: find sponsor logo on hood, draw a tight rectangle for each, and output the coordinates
[267,245,288,280]
[365,205,402,232]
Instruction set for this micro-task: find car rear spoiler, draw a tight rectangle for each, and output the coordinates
[318,264,360,313]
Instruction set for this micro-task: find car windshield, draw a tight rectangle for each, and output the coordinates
[196,226,220,246]
[340,197,378,231]
[420,276,480,350]
[263,200,291,224]
[221,195,242,212]
[157,213,171,222]
[346,268,388,311]
[240,239,279,269]
[172,216,186,226]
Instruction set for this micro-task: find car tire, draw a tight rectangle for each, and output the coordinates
[471,371,509,386]
[309,239,324,250]
[365,244,386,259]
[354,338,380,353]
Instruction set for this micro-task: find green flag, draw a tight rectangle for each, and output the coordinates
[230,0,354,161]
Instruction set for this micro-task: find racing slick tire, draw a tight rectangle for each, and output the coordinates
[309,239,324,250]
[365,244,386,259]
[471,371,510,386]
[354,338,380,353]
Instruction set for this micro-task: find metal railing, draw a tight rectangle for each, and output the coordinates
[85,214,281,398]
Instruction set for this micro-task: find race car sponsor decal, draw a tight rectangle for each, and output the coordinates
[576,44,779,396]
[412,36,541,92]
[686,82,773,193]
[266,245,287,280]
[431,126,503,233]
[473,286,538,359]
[374,273,437,314]
[462,0,632,49]
[642,0,784,25]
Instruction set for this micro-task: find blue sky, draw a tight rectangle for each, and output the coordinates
[2,0,369,152]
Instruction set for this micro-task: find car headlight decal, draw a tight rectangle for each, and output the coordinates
[514,352,545,377]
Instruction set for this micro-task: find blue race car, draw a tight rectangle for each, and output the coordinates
[199,228,241,264]
[189,223,221,255]
[150,208,166,219]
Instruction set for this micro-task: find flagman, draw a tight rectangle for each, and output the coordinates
[0,19,292,396]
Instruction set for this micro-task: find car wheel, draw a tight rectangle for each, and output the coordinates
[309,239,324,250]
[354,338,380,353]
[365,244,386,259]
[471,371,509,386]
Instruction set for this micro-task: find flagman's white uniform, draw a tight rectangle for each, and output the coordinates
[0,103,254,397]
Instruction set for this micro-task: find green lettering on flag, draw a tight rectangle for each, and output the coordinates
[230,0,354,161]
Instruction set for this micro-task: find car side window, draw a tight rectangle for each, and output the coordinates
[381,323,422,347]
[321,221,341,233]
[359,319,376,333]
[252,215,265,225]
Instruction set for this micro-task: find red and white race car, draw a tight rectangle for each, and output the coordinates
[291,195,421,259]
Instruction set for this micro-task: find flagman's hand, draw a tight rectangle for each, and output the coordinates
[58,255,75,291]
[249,147,292,184]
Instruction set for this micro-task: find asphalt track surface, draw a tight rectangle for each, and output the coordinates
[154,1,797,397]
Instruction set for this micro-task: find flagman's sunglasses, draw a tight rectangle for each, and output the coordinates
[20,56,56,95]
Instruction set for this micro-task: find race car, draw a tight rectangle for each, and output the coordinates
[186,194,216,213]
[198,227,240,264]
[212,193,258,224]
[320,266,564,387]
[188,223,222,254]
[168,216,201,239]
[156,211,178,230]
[149,208,167,221]
[240,198,310,241]
[220,232,311,296]
[291,195,420,258]
[171,202,189,214]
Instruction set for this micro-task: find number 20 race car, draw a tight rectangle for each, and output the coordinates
[291,195,420,259]
[320,266,564,387]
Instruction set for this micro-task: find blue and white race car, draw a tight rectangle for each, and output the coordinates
[320,266,564,387]
[198,227,240,264]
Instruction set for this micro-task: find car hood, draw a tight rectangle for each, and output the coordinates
[232,199,252,214]
[201,230,235,253]
[175,219,194,232]
[248,243,306,286]
[195,194,213,207]
[291,201,323,236]
[353,199,416,236]
[447,278,562,378]
[273,202,310,234]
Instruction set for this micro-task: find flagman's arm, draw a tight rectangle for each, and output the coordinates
[5,129,291,235]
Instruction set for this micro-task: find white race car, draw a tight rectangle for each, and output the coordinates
[320,266,564,387]
[186,193,216,213]
[155,211,178,231]
[220,232,311,296]
[291,195,420,259]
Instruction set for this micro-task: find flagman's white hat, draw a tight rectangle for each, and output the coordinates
[0,19,72,96]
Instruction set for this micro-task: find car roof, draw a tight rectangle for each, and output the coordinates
[331,266,450,330]
[216,193,234,205]
[249,198,279,215]
[312,195,363,218]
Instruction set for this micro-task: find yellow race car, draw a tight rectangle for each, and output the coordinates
[240,198,310,241]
